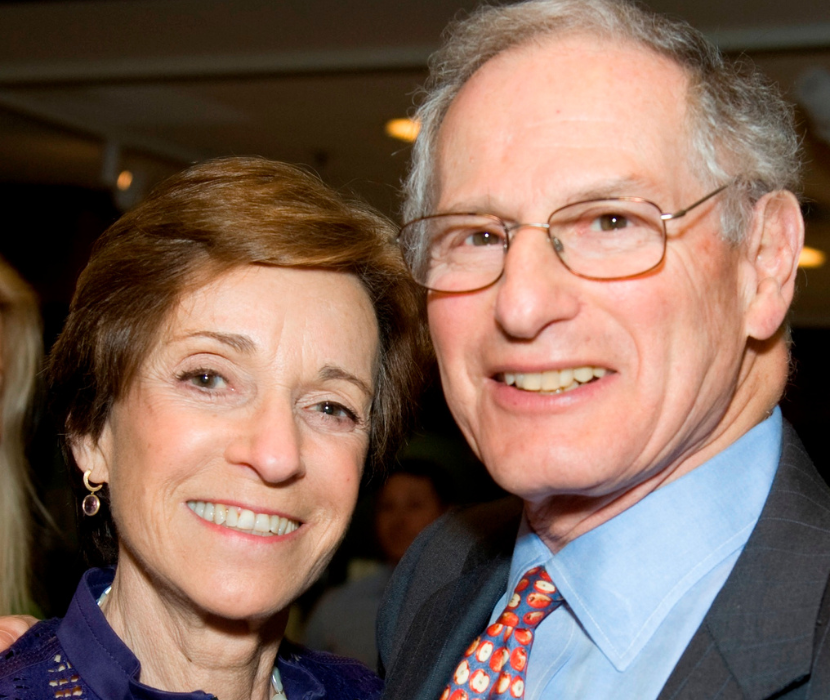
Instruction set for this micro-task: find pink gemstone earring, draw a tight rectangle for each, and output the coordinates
[82,470,104,516]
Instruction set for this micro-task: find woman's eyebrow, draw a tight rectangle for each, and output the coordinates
[177,330,257,353]
[319,365,374,399]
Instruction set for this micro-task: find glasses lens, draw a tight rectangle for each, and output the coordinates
[402,214,507,292]
[549,199,666,278]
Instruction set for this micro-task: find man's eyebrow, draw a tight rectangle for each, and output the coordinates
[570,176,656,202]
[319,365,374,399]
[176,331,256,353]
[443,177,658,215]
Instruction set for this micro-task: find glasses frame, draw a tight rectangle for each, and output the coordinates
[399,183,730,292]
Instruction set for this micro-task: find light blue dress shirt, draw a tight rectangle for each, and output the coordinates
[490,408,782,699]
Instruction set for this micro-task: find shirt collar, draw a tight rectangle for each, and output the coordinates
[505,408,782,671]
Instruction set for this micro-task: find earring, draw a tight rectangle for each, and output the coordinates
[82,470,104,516]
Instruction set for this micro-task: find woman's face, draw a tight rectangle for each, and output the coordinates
[75,265,378,620]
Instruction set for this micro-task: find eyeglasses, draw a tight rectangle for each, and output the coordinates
[398,184,730,293]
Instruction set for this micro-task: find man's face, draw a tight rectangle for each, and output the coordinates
[428,36,754,508]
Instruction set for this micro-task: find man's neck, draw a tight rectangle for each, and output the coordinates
[528,339,787,553]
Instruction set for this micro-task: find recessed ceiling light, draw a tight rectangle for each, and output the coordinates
[385,118,420,143]
[799,246,826,268]
[116,170,133,191]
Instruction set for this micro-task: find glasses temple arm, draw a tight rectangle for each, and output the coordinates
[660,183,731,221]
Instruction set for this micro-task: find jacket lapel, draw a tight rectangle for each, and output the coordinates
[382,499,522,700]
[658,423,830,700]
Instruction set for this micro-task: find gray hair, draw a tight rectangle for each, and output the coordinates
[402,0,801,265]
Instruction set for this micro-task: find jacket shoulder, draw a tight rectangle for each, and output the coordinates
[0,619,85,700]
[658,423,830,699]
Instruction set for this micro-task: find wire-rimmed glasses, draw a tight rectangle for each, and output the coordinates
[398,184,730,293]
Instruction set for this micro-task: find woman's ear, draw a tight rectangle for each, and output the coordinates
[71,424,113,484]
[741,190,804,341]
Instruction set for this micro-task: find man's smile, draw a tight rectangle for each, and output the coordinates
[499,366,609,393]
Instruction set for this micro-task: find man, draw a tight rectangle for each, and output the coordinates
[379,0,830,698]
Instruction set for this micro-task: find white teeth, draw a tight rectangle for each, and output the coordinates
[187,501,299,537]
[522,373,542,391]
[254,513,271,533]
[504,365,608,393]
[237,509,255,530]
[573,367,593,383]
[541,370,560,392]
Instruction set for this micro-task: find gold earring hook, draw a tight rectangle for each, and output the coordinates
[83,470,104,493]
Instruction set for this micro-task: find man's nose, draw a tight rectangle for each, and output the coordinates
[494,225,580,339]
[224,398,305,484]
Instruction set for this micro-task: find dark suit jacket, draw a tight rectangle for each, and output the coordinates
[378,423,830,699]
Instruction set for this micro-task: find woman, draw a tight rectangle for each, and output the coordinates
[0,157,426,700]
[0,258,42,617]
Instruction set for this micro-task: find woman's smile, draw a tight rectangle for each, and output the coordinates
[187,500,300,537]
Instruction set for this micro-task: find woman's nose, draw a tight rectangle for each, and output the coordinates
[494,226,580,338]
[224,400,305,484]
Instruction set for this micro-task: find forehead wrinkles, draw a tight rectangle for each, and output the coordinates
[436,37,696,210]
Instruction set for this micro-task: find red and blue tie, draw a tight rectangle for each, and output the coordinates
[440,567,564,700]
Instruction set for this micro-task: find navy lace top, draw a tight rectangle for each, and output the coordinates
[0,568,383,700]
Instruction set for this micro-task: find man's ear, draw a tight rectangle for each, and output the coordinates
[71,424,113,484]
[741,190,804,341]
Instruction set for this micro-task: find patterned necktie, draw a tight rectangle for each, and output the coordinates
[441,566,564,700]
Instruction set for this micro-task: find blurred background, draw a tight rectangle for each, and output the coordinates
[0,0,828,623]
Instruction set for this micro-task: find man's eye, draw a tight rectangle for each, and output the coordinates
[464,230,504,246]
[594,213,630,231]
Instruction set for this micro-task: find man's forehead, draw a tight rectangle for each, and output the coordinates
[435,34,696,211]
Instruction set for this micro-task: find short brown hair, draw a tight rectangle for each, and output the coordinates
[49,156,429,564]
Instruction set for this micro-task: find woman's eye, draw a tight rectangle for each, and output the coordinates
[314,401,358,422]
[179,369,228,391]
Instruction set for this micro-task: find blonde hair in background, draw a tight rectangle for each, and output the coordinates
[0,257,42,615]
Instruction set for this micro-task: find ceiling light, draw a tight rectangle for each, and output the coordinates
[116,170,133,191]
[799,246,826,268]
[385,118,420,143]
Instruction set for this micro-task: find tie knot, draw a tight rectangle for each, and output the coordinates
[489,567,562,637]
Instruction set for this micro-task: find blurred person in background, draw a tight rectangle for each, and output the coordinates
[304,459,452,667]
[0,257,42,617]
[0,156,427,700]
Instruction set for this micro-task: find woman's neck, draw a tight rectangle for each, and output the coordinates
[102,559,286,700]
